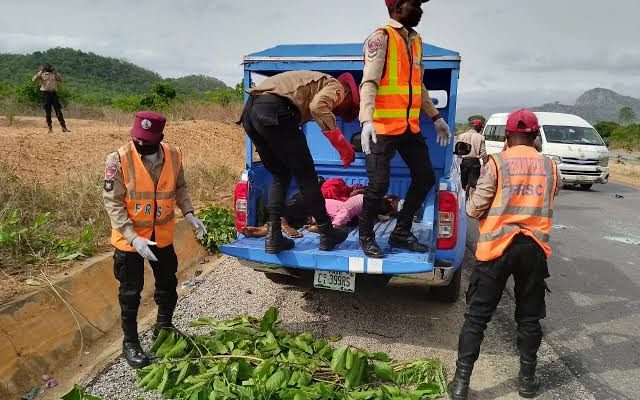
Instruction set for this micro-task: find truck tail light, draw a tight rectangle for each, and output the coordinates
[437,191,458,250]
[234,180,249,232]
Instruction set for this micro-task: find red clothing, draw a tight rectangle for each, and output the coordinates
[321,178,364,201]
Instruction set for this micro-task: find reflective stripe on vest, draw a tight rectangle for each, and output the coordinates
[110,142,181,251]
[372,26,423,136]
[475,146,557,262]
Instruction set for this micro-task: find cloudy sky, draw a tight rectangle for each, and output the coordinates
[2,0,639,115]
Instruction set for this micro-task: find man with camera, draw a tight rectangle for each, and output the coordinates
[32,63,70,133]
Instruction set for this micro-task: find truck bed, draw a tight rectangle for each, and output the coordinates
[219,218,435,275]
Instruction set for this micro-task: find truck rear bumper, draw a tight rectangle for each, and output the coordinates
[237,259,457,287]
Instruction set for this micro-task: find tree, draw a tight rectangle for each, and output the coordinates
[593,121,620,138]
[619,107,636,125]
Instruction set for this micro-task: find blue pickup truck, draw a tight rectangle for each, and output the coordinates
[220,43,466,301]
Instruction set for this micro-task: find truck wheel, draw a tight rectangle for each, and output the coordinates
[430,268,461,303]
[579,184,593,191]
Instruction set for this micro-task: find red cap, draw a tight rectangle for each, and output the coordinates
[385,0,429,7]
[471,119,484,129]
[506,109,539,135]
[130,111,166,143]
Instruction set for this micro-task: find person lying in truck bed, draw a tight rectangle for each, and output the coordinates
[241,193,401,237]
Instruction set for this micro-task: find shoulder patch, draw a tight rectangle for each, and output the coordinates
[103,180,114,192]
[367,37,382,59]
[104,161,118,180]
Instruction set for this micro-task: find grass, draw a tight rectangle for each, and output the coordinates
[0,163,109,270]
[0,156,239,273]
[609,162,640,187]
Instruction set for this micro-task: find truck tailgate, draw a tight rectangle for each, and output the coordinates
[220,219,434,275]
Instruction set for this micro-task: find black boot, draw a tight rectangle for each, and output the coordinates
[61,125,70,133]
[388,221,429,253]
[518,360,541,398]
[47,126,53,133]
[265,220,294,254]
[318,222,348,251]
[153,311,176,340]
[123,341,151,369]
[448,361,474,400]
[359,236,384,258]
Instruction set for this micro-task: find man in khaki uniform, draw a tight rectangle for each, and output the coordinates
[358,0,452,258]
[240,70,359,254]
[32,63,70,133]
[457,119,487,196]
[103,111,206,368]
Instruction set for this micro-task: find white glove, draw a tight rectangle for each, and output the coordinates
[360,121,378,155]
[132,237,158,262]
[185,213,207,240]
[434,118,452,147]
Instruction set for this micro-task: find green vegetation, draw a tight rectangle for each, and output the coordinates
[62,308,446,399]
[0,163,106,270]
[197,205,236,252]
[0,47,241,115]
[610,124,640,152]
[619,106,637,125]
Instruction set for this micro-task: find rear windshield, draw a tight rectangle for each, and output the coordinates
[543,125,605,146]
[483,125,506,142]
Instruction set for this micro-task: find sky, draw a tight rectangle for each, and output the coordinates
[1,0,639,116]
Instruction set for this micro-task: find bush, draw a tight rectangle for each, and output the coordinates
[0,164,106,269]
[610,124,640,151]
[15,79,72,107]
[594,121,619,138]
[196,205,236,252]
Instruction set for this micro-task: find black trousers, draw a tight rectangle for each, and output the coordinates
[241,94,330,226]
[359,130,435,237]
[457,234,550,364]
[42,91,66,128]
[460,158,481,189]
[113,245,178,343]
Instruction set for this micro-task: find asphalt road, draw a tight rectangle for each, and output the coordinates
[542,182,640,400]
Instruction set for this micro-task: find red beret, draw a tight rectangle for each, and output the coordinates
[130,111,166,144]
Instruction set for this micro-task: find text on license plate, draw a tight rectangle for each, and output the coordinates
[313,270,356,293]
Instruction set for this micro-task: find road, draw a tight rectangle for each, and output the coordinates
[543,182,640,399]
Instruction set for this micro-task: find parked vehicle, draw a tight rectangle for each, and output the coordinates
[483,112,610,190]
[220,43,466,301]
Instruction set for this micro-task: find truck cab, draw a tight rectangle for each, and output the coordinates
[220,43,466,301]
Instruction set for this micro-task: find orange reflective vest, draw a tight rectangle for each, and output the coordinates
[476,146,558,262]
[111,142,182,252]
[372,26,423,136]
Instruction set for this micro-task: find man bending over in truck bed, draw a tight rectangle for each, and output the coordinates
[239,71,360,254]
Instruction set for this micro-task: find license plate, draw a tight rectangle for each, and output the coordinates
[576,175,590,181]
[313,270,356,293]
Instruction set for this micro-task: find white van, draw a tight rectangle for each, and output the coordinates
[483,112,610,190]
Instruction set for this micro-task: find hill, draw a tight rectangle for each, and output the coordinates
[0,47,229,99]
[533,88,640,123]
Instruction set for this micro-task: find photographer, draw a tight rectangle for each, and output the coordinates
[32,63,70,133]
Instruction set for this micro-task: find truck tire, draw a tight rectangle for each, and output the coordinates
[430,268,461,303]
[579,184,593,191]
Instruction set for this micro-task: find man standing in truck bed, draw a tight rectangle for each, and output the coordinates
[358,0,452,258]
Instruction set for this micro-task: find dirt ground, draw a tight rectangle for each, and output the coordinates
[0,116,245,304]
[0,116,245,183]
